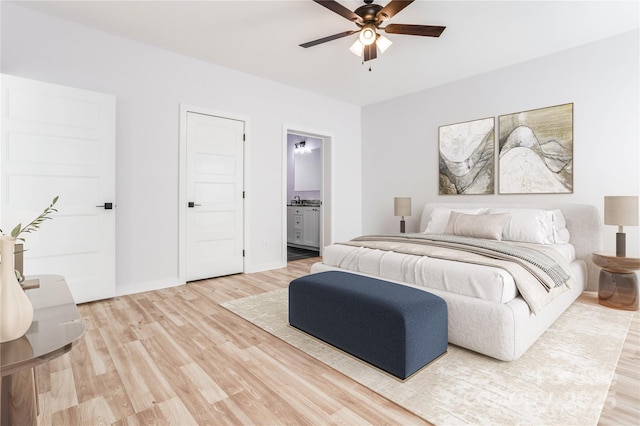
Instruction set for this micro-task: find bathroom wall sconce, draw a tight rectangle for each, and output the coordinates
[294,141,311,154]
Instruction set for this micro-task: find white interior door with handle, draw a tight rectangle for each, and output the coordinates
[0,74,116,303]
[185,111,244,281]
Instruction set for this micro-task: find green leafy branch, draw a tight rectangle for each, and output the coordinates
[0,196,59,241]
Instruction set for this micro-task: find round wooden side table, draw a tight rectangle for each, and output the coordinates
[591,252,640,311]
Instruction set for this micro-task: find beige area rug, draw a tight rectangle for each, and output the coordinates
[222,290,633,425]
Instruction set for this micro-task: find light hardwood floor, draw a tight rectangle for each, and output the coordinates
[35,258,638,425]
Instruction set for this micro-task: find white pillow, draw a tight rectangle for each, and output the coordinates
[424,207,488,234]
[551,209,571,243]
[444,212,511,240]
[488,208,555,244]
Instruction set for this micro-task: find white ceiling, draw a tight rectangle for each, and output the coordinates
[14,0,639,106]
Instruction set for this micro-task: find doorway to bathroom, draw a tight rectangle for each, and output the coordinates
[284,127,332,263]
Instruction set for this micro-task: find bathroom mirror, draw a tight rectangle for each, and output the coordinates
[294,148,321,191]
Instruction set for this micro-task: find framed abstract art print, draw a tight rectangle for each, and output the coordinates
[439,117,495,195]
[498,103,573,194]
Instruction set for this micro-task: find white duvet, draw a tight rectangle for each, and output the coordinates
[320,242,578,305]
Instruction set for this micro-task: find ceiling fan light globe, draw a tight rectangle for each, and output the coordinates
[349,39,364,56]
[359,25,377,46]
[376,34,393,53]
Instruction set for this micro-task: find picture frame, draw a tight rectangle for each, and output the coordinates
[438,117,495,195]
[498,103,573,194]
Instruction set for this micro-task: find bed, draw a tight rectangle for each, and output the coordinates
[310,202,602,361]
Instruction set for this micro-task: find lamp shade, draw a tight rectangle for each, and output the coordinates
[604,196,639,226]
[394,197,412,217]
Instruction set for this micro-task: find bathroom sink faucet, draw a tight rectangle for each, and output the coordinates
[293,196,300,204]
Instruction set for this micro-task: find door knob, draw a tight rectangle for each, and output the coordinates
[96,202,114,209]
[188,202,202,208]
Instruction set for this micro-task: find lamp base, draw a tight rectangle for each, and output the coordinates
[400,219,405,234]
[616,232,626,257]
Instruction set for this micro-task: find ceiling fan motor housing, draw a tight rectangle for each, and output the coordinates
[355,3,384,25]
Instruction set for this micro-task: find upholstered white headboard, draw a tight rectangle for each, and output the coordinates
[419,203,603,291]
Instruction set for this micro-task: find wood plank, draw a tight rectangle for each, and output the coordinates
[49,368,78,412]
[94,366,136,420]
[69,335,99,403]
[599,310,640,425]
[155,396,198,426]
[83,328,110,376]
[51,396,116,426]
[179,363,228,404]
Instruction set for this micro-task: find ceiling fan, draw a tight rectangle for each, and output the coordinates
[300,0,446,62]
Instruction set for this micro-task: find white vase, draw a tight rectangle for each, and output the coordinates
[1,235,34,342]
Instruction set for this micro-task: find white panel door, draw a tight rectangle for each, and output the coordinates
[0,74,116,303]
[186,112,244,281]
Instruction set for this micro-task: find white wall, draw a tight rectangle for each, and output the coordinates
[0,3,362,295]
[362,30,640,255]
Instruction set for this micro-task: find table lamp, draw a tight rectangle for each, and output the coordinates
[394,197,411,233]
[604,195,639,257]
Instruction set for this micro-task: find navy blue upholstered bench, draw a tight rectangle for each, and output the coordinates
[288,271,448,379]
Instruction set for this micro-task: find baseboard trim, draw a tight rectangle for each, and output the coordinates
[116,277,184,298]
[245,261,287,274]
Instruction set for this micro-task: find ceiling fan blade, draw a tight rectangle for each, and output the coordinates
[299,30,357,48]
[363,43,377,62]
[313,0,361,23]
[383,24,446,37]
[377,0,414,22]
